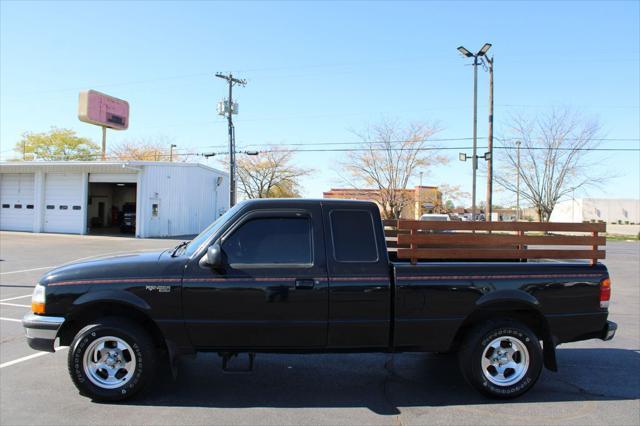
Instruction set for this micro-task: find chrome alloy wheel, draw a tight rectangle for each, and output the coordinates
[83,336,137,389]
[480,336,529,386]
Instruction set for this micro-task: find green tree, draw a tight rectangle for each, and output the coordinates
[15,128,100,161]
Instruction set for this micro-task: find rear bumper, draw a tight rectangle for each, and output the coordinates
[601,320,617,341]
[22,313,64,352]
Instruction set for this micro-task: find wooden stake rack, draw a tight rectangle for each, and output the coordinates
[383,220,606,265]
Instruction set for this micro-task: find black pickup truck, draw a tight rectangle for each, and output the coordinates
[23,199,616,401]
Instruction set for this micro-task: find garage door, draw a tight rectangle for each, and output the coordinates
[44,173,84,234]
[0,173,35,231]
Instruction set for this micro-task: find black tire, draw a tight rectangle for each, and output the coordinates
[67,317,157,401]
[458,320,542,399]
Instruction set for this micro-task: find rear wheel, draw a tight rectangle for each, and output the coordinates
[458,320,542,398]
[67,318,156,401]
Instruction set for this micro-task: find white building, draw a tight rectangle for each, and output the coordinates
[0,161,229,237]
[550,198,640,224]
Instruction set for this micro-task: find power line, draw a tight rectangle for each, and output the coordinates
[5,144,639,162]
[188,136,640,151]
[196,145,640,155]
[5,139,638,159]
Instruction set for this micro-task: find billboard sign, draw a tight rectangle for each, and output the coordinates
[78,90,129,130]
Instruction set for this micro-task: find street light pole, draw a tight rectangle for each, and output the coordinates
[471,54,478,222]
[516,140,521,221]
[457,43,491,221]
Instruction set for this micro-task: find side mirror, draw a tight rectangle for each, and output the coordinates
[200,243,222,268]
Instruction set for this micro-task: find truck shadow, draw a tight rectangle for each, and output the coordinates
[124,348,640,415]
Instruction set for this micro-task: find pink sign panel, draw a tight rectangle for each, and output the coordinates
[78,90,129,130]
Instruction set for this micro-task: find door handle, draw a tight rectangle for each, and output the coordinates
[295,279,315,289]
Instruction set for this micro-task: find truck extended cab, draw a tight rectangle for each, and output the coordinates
[23,199,617,401]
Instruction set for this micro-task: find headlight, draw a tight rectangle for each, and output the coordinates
[32,284,46,314]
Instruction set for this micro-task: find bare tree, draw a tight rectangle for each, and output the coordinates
[435,184,470,213]
[110,137,183,161]
[339,120,446,219]
[234,148,312,199]
[494,109,604,222]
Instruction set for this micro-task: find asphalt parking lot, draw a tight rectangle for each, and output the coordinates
[0,231,638,425]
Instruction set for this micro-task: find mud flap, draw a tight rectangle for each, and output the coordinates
[543,336,558,372]
[165,340,180,379]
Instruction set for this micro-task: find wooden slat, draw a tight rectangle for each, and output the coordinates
[397,220,606,232]
[397,248,606,260]
[384,229,410,238]
[382,219,399,227]
[398,234,606,246]
[385,236,409,250]
[410,229,417,264]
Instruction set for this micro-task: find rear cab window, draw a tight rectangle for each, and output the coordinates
[322,204,389,277]
[329,210,379,262]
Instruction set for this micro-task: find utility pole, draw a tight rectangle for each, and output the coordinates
[457,43,491,221]
[516,140,521,220]
[169,144,177,162]
[215,72,246,207]
[485,55,494,222]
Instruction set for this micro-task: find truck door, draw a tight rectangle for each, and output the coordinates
[182,206,329,348]
[322,204,392,348]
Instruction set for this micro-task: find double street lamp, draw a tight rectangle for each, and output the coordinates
[457,43,492,221]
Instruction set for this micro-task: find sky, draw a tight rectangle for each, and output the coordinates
[1,0,639,206]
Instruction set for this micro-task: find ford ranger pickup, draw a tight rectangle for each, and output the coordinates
[22,199,616,401]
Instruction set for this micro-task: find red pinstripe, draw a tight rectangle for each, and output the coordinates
[397,273,603,281]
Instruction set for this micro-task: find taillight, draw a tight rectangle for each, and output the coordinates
[600,277,611,309]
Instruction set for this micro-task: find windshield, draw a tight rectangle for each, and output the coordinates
[183,202,244,257]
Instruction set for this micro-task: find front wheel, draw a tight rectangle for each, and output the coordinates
[67,318,157,401]
[458,320,543,398]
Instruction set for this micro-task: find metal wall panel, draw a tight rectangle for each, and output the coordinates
[88,173,137,183]
[139,165,229,237]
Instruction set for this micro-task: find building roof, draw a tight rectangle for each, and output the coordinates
[240,198,379,207]
[326,185,439,192]
[0,161,227,175]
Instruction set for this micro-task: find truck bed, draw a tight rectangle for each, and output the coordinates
[391,261,609,352]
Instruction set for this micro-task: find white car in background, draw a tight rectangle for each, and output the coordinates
[419,213,451,221]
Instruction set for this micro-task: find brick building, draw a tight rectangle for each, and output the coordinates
[323,186,442,219]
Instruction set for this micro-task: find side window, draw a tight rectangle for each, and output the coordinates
[222,216,312,266]
[330,210,379,262]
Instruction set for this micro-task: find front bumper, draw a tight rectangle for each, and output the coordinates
[22,313,65,352]
[601,320,617,341]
